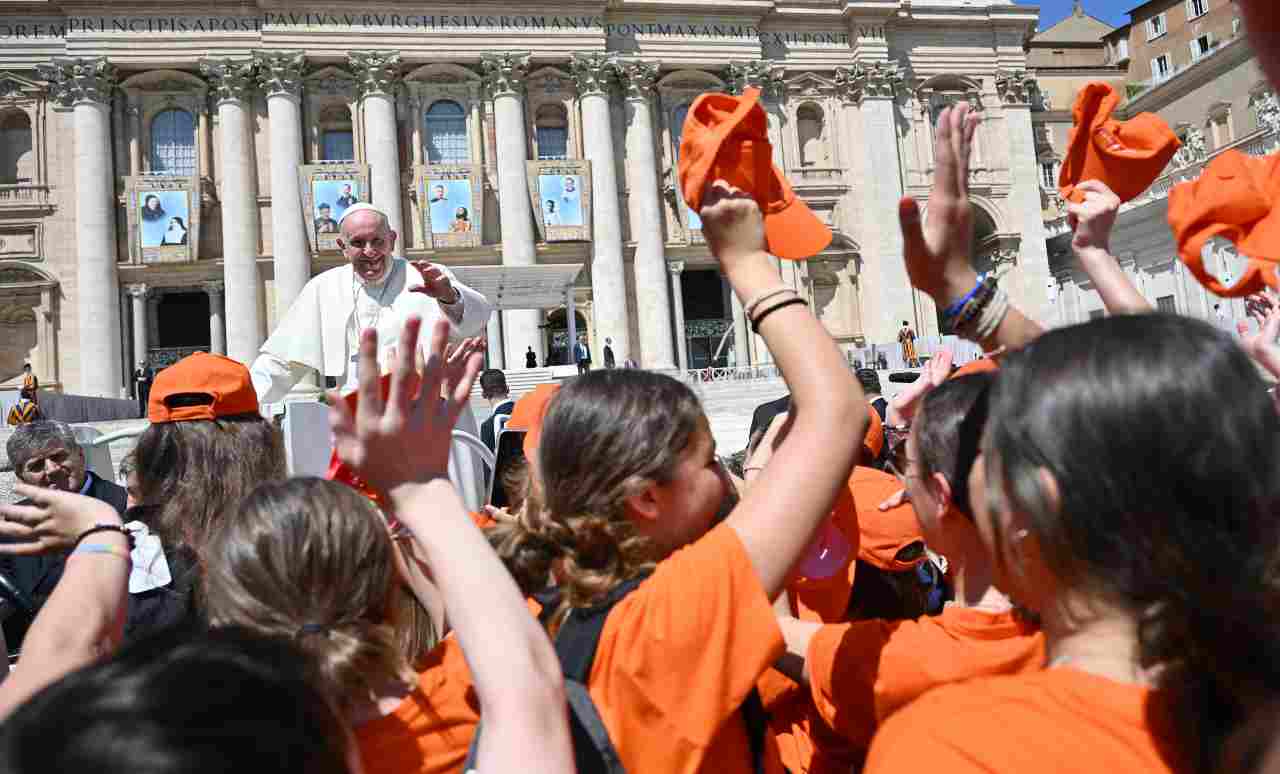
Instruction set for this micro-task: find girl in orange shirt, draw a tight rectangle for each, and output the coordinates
[494,180,867,774]
[867,314,1280,773]
[205,318,574,774]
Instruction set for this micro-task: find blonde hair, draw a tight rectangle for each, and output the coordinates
[203,478,419,711]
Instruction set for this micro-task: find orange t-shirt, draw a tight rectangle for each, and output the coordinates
[355,636,481,774]
[587,522,787,774]
[865,667,1188,773]
[808,606,1044,765]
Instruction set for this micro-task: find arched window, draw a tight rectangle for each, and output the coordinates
[149,108,196,176]
[672,103,691,160]
[534,104,568,160]
[796,104,826,167]
[0,111,33,184]
[425,100,468,163]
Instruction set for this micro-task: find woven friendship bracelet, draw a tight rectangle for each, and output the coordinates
[947,276,998,334]
[69,543,133,562]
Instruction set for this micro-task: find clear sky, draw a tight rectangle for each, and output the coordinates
[1016,0,1131,32]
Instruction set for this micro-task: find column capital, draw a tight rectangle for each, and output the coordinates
[348,50,402,99]
[618,60,659,101]
[994,69,1038,108]
[38,56,117,107]
[199,58,257,105]
[202,280,225,296]
[481,51,531,99]
[125,283,151,299]
[989,247,1019,269]
[255,50,306,100]
[570,52,619,99]
[726,60,786,101]
[834,60,904,106]
[667,260,685,275]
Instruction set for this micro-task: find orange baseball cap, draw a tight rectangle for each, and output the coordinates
[862,403,884,462]
[1058,82,1180,204]
[678,86,832,260]
[1167,149,1280,297]
[148,352,260,423]
[790,466,924,622]
[950,355,1001,379]
[505,383,561,459]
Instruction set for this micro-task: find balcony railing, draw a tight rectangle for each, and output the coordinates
[0,184,51,206]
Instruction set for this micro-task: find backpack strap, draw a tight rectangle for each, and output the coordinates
[555,573,650,683]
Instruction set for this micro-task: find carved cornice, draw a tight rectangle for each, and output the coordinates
[988,247,1019,269]
[198,58,256,105]
[833,60,904,105]
[348,51,402,99]
[255,50,305,100]
[726,60,786,100]
[994,69,1037,107]
[570,53,618,99]
[38,56,117,107]
[481,51,531,99]
[617,60,658,101]
[667,260,685,275]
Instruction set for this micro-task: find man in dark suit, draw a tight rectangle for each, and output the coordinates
[2,421,128,655]
[574,336,592,375]
[478,369,515,452]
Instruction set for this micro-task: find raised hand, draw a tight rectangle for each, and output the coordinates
[328,316,484,496]
[1241,290,1280,380]
[899,103,982,306]
[700,180,768,269]
[1067,180,1121,255]
[0,483,123,556]
[409,261,462,304]
[886,348,954,427]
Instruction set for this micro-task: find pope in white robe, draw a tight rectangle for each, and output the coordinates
[250,202,492,403]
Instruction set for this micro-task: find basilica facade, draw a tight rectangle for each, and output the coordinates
[0,1,1049,398]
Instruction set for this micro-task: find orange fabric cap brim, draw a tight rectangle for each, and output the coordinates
[951,356,1000,379]
[1058,82,1181,204]
[1167,149,1280,297]
[506,383,561,459]
[678,87,832,260]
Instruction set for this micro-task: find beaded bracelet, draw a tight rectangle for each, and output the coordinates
[751,297,808,333]
[72,523,134,552]
[946,276,998,334]
[943,274,987,319]
[69,543,132,562]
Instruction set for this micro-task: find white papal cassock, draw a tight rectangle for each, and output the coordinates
[250,257,492,404]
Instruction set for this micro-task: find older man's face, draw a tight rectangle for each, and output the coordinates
[19,443,86,492]
[337,209,398,283]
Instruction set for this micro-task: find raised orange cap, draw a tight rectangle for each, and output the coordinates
[678,87,832,260]
[148,352,260,423]
[1058,82,1180,204]
[1167,149,1280,297]
[506,383,562,459]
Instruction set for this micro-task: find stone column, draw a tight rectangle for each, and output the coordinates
[256,51,311,318]
[126,284,150,368]
[204,281,227,355]
[198,94,213,179]
[730,291,750,368]
[38,57,124,396]
[199,57,264,364]
[995,70,1054,325]
[566,284,578,356]
[486,313,505,369]
[619,60,675,370]
[481,51,541,367]
[669,261,688,370]
[572,53,632,365]
[349,51,404,239]
[835,61,913,345]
